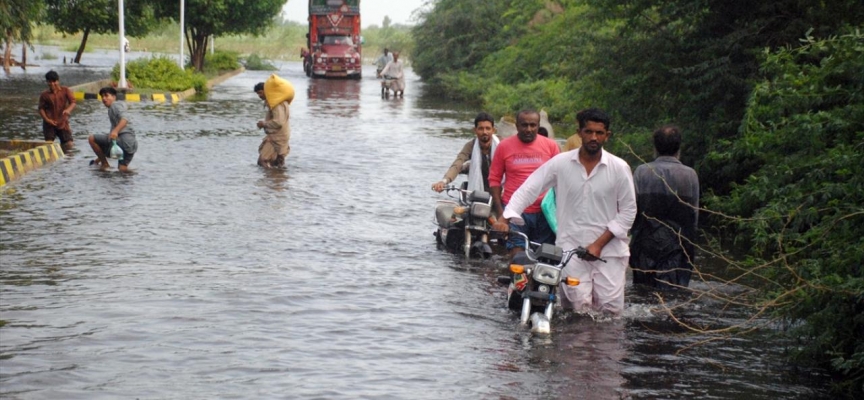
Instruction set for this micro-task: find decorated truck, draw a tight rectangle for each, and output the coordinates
[302,0,362,79]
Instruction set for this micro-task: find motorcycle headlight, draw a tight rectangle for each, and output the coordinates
[470,202,491,219]
[532,263,561,286]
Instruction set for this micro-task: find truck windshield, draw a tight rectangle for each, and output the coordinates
[323,36,353,46]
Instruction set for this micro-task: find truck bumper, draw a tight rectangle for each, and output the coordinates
[312,68,361,78]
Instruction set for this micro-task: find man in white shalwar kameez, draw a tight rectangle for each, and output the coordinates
[498,108,636,316]
[379,52,406,97]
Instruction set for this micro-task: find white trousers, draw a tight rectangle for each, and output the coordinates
[558,256,627,315]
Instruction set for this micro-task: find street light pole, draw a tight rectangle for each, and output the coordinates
[118,0,126,88]
[179,0,185,69]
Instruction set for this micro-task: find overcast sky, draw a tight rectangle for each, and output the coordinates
[281,0,429,28]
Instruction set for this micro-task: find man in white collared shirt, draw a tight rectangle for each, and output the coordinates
[497,108,636,315]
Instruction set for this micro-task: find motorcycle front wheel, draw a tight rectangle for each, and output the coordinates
[544,302,554,321]
[507,287,523,310]
[464,230,472,258]
[520,298,531,325]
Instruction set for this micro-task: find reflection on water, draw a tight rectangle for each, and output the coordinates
[0,48,832,399]
[256,168,290,193]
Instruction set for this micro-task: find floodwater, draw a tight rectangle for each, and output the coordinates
[0,46,830,399]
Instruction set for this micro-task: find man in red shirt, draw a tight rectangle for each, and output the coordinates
[38,70,77,151]
[490,109,560,255]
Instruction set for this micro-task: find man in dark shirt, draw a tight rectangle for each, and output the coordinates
[630,124,700,289]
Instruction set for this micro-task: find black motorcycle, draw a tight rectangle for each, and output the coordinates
[498,231,603,333]
[433,185,494,259]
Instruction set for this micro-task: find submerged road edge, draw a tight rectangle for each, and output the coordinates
[0,68,246,188]
[0,140,65,187]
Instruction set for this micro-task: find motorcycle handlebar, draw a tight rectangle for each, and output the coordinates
[506,231,606,263]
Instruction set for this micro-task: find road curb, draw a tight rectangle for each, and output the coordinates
[73,91,181,103]
[0,140,65,187]
[70,67,246,104]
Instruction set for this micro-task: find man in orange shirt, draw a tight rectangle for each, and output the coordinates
[38,70,77,151]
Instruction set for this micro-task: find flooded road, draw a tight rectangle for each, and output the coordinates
[0,47,830,399]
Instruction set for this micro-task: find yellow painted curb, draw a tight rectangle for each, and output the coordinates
[71,67,246,104]
[72,91,181,104]
[0,140,65,187]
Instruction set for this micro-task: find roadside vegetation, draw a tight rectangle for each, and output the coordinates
[111,57,207,93]
[413,0,864,394]
[4,0,284,72]
[107,50,240,93]
[29,17,414,67]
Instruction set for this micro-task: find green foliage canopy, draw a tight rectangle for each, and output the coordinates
[1,0,43,45]
[44,0,154,38]
[411,0,522,93]
[43,0,156,62]
[412,0,864,190]
[151,0,285,71]
[706,29,864,395]
[363,19,414,61]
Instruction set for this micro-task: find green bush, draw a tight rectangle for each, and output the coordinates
[112,56,208,93]
[480,79,578,123]
[242,53,277,71]
[707,29,864,396]
[203,51,240,74]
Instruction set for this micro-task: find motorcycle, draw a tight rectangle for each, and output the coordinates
[433,184,494,259]
[497,231,603,334]
[380,74,396,97]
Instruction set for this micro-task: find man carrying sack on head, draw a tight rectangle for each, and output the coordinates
[257,74,294,168]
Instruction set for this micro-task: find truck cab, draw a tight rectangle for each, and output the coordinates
[303,0,362,79]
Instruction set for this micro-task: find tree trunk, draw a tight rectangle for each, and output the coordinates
[190,29,209,72]
[21,43,27,70]
[3,32,11,73]
[74,28,90,64]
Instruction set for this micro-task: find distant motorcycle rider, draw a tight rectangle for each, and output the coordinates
[432,112,499,194]
[379,52,405,97]
[376,48,393,77]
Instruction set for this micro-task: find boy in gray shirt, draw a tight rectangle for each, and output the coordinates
[88,87,138,172]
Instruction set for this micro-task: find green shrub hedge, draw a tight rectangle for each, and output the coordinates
[112,56,208,93]
[203,51,241,74]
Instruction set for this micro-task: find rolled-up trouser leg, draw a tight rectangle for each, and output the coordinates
[258,136,278,166]
[559,256,627,315]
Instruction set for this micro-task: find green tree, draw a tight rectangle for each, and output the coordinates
[411,0,522,93]
[580,0,864,194]
[362,22,413,62]
[152,0,285,72]
[415,0,864,180]
[1,0,43,71]
[705,29,864,396]
[44,0,155,63]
